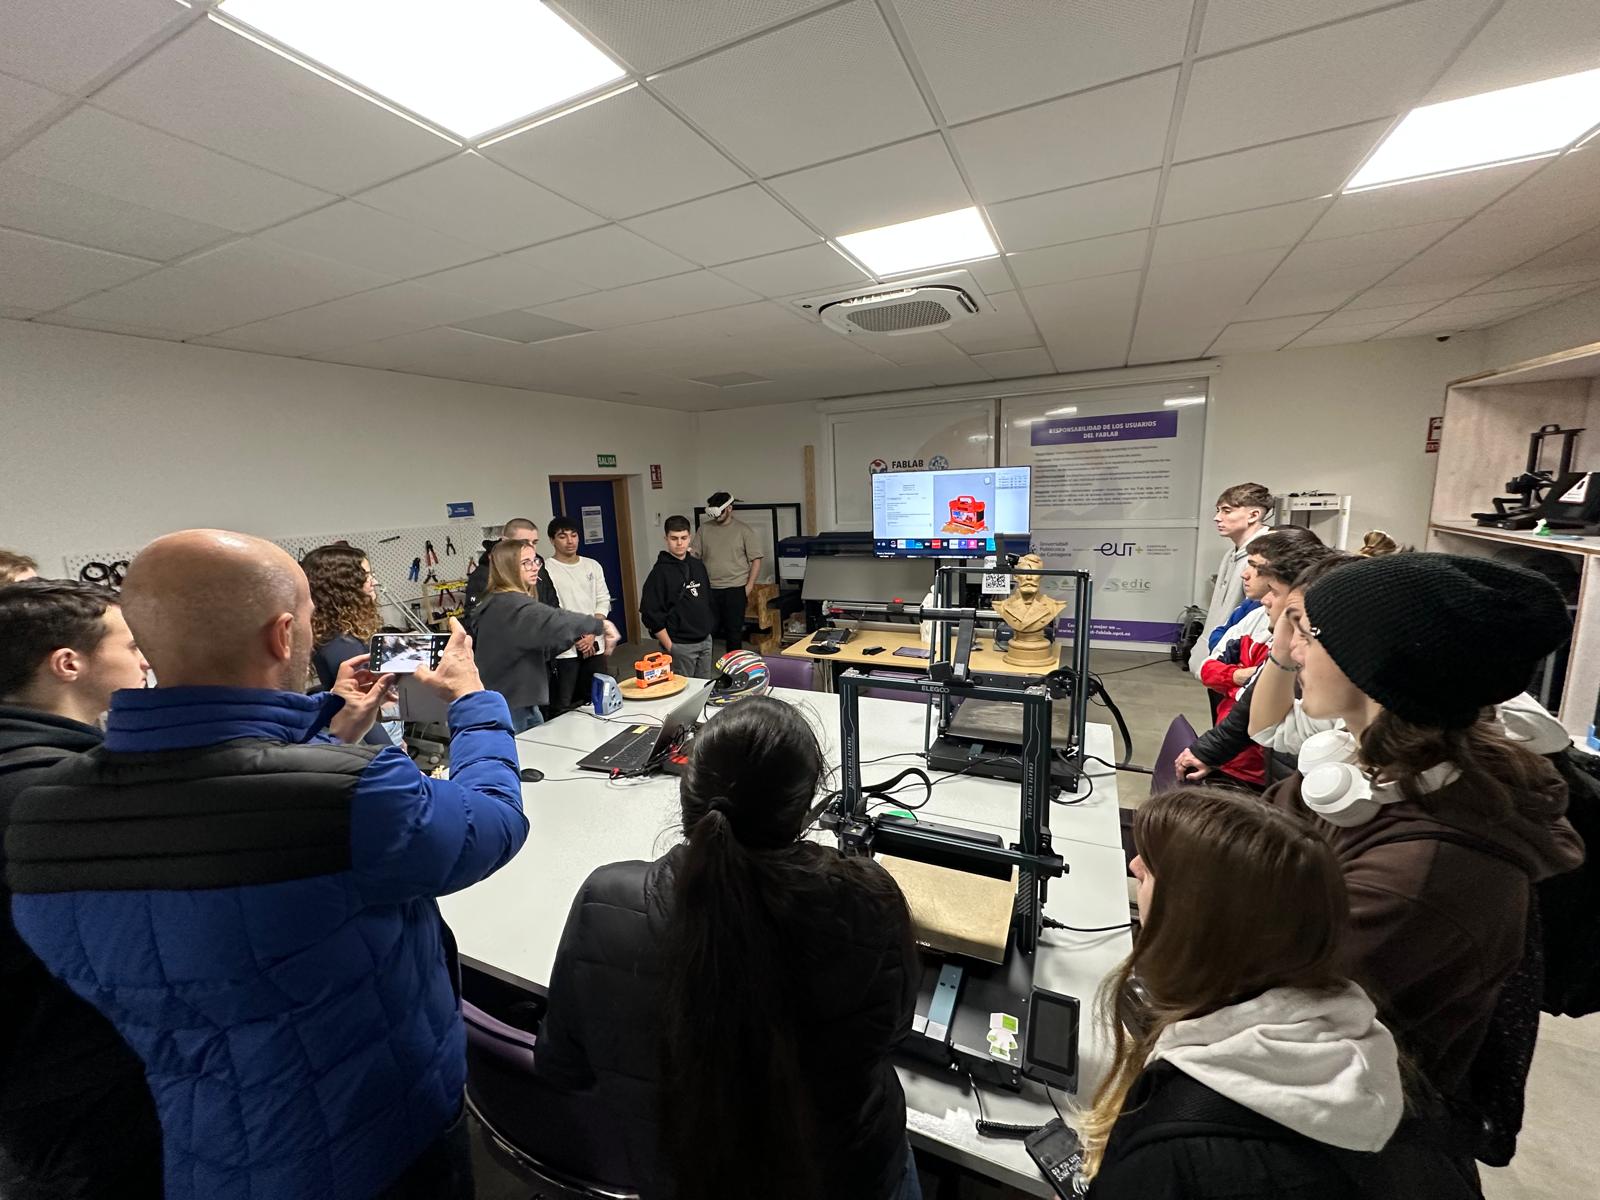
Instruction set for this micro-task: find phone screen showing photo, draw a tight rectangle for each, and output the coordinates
[369,633,446,674]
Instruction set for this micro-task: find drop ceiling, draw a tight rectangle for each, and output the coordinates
[2,0,1599,411]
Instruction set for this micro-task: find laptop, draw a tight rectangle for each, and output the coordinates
[576,687,706,776]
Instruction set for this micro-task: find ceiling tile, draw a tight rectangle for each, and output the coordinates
[892,0,1193,124]
[7,106,332,232]
[971,346,1056,378]
[1289,321,1410,347]
[1177,0,1492,160]
[483,87,748,220]
[1309,159,1541,241]
[959,256,1016,295]
[985,173,1158,257]
[1471,261,1600,293]
[411,249,593,311]
[1207,314,1324,354]
[622,185,816,266]
[0,0,182,93]
[953,70,1179,202]
[1275,220,1460,273]
[652,2,933,176]
[0,228,156,311]
[555,0,831,72]
[200,282,495,356]
[1385,211,1577,284]
[1026,271,1142,372]
[1008,231,1149,287]
[1236,259,1404,319]
[1160,121,1389,223]
[767,134,971,236]
[938,290,1041,355]
[0,306,39,320]
[0,168,229,260]
[514,225,697,290]
[1131,246,1284,360]
[357,154,603,253]
[0,71,65,144]
[1317,302,1438,327]
[1427,0,1600,102]
[532,270,760,329]
[1151,199,1324,265]
[1344,278,1490,308]
[1426,284,1587,317]
[94,19,457,194]
[32,313,190,341]
[1199,0,1399,55]
[450,311,593,344]
[309,326,545,389]
[711,243,870,298]
[54,239,392,335]
[259,200,484,278]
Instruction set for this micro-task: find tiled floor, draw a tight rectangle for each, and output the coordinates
[471,645,1599,1199]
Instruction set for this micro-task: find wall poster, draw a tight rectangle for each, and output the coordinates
[1002,379,1208,649]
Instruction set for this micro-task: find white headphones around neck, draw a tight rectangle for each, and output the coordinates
[1297,729,1458,827]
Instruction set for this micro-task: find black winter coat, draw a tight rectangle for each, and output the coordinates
[0,707,161,1199]
[533,843,919,1200]
[1088,1062,1364,1200]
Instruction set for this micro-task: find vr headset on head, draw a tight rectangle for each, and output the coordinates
[706,495,736,519]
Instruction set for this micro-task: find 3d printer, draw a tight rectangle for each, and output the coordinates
[818,570,1095,1093]
[1473,424,1586,530]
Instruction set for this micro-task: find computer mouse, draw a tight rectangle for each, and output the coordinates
[519,768,544,783]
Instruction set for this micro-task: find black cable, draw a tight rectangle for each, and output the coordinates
[1096,656,1173,676]
[1043,916,1133,933]
[968,1070,1046,1139]
[1086,753,1153,777]
[1046,1084,1066,1124]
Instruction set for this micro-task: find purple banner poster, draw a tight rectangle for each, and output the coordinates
[1032,409,1179,447]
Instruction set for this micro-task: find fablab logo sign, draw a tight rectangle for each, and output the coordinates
[1095,541,1139,557]
[929,455,950,469]
[869,457,928,473]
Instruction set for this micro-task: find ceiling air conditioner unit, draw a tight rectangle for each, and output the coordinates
[797,269,989,337]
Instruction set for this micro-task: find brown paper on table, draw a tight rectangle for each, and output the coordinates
[878,855,1016,965]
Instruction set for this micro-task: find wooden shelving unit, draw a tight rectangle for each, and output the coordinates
[1427,340,1600,743]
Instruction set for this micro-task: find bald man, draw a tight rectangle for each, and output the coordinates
[6,530,526,1200]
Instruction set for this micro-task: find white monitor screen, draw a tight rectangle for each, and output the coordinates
[871,466,1031,556]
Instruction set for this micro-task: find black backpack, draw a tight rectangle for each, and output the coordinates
[1538,748,1600,1017]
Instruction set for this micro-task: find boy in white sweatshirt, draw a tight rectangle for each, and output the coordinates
[545,516,615,714]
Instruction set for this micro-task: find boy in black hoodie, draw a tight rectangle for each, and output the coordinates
[641,516,715,678]
[0,580,161,1199]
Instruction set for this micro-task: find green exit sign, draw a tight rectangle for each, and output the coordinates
[596,453,617,468]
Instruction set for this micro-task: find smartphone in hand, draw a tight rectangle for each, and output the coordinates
[368,632,449,674]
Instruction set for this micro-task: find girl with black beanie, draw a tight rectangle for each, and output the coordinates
[1265,552,1583,1195]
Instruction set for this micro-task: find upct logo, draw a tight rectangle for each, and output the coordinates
[1095,541,1137,557]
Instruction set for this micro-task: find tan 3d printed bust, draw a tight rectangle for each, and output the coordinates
[996,554,1065,668]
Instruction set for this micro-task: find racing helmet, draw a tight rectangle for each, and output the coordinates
[706,650,770,706]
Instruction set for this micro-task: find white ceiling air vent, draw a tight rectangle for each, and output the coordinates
[797,269,989,337]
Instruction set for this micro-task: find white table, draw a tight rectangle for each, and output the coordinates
[439,687,1132,1197]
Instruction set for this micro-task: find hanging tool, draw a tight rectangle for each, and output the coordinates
[444,535,457,556]
[408,557,421,582]
[424,540,439,567]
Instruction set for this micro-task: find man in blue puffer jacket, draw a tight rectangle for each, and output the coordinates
[5,530,528,1200]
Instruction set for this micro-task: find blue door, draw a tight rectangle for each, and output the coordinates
[549,479,629,635]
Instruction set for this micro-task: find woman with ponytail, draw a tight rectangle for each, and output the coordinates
[533,696,920,1199]
[1082,787,1402,1198]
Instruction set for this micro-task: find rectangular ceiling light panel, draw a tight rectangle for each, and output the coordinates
[836,207,998,277]
[1347,68,1600,192]
[218,0,626,139]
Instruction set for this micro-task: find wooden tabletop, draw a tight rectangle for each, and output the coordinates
[780,626,1062,677]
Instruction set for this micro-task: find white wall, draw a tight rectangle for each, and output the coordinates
[0,319,702,599]
[692,399,820,518]
[1204,334,1487,549]
[1485,286,1600,367]
[696,335,1488,555]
